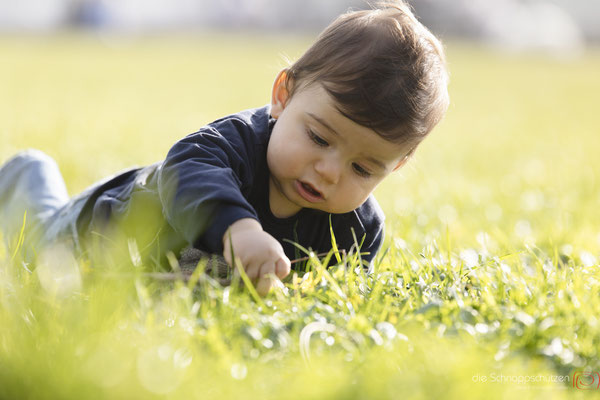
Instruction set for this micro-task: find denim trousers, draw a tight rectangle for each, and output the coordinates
[0,150,217,270]
[0,150,88,262]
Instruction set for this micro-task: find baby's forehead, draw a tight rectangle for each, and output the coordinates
[296,83,395,135]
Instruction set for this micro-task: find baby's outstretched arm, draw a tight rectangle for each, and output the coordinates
[222,218,291,296]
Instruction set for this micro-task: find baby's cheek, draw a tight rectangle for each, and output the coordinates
[269,150,293,179]
[349,184,374,208]
[267,142,285,168]
[278,145,301,170]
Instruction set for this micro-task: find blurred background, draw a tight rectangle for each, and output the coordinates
[0,0,599,53]
[1,0,599,254]
[2,3,600,398]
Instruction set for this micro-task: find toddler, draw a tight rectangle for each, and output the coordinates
[0,1,449,295]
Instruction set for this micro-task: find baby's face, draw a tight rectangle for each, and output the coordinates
[267,82,412,218]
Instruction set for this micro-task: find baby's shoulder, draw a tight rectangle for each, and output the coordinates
[356,195,385,223]
[207,105,271,134]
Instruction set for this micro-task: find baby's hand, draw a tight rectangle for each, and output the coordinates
[222,218,291,296]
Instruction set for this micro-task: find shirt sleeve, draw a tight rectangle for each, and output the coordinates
[360,223,384,273]
[354,195,386,273]
[157,112,266,254]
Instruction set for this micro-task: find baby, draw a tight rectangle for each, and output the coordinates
[0,1,449,295]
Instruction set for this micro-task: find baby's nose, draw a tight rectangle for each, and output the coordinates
[314,157,341,184]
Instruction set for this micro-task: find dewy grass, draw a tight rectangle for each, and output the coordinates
[1,232,595,399]
[1,35,600,399]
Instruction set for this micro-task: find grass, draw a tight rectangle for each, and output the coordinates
[1,33,600,399]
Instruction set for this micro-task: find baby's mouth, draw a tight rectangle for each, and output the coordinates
[302,182,321,197]
[297,180,324,201]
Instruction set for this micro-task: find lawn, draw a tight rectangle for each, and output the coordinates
[1,33,599,399]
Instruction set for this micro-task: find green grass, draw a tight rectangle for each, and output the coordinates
[1,33,600,399]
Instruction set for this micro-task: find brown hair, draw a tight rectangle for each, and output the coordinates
[285,1,449,148]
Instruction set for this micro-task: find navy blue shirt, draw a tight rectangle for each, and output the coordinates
[76,106,385,269]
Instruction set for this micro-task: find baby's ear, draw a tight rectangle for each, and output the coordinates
[271,69,291,119]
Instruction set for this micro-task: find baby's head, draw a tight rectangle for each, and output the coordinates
[267,1,449,218]
[284,1,448,148]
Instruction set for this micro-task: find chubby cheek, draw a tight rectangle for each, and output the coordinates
[267,137,302,179]
[266,146,282,178]
[329,181,373,213]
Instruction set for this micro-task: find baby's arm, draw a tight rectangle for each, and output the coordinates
[156,108,289,295]
[222,218,291,296]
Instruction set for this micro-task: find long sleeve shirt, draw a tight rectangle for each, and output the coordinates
[74,105,385,269]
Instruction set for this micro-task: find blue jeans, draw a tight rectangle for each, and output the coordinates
[0,150,86,261]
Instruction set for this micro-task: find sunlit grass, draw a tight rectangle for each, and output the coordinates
[1,33,600,398]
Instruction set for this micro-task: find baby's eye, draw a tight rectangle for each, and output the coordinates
[352,163,371,178]
[308,129,329,147]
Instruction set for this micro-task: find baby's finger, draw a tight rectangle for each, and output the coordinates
[256,262,276,296]
[245,262,261,282]
[275,256,291,279]
[255,275,273,297]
